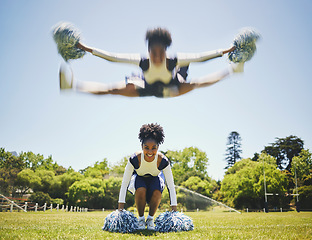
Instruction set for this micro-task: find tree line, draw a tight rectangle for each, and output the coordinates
[223,133,311,210]
[0,147,217,210]
[0,134,311,210]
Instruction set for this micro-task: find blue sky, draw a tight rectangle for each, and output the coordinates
[0,0,311,180]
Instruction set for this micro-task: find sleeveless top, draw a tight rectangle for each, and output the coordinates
[139,58,178,85]
[130,152,169,177]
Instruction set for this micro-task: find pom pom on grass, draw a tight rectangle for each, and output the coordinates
[102,210,138,233]
[228,28,261,63]
[155,211,194,232]
[52,22,86,61]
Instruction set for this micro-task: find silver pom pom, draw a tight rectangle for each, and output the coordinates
[52,22,86,61]
[155,211,194,232]
[228,28,261,63]
[102,210,138,233]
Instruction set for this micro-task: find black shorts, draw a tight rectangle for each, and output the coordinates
[126,66,189,98]
[134,174,165,203]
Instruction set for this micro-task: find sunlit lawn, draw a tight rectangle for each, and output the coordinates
[0,210,311,239]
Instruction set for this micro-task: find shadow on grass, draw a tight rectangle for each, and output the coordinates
[130,229,158,236]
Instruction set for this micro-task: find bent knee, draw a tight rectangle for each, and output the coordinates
[126,83,136,90]
[136,187,147,194]
[152,189,162,197]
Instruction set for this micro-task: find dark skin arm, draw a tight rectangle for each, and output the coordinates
[222,46,236,54]
[76,42,92,53]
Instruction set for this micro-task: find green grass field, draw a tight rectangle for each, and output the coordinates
[0,210,311,240]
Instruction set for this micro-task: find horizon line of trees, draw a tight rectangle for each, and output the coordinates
[1,135,311,210]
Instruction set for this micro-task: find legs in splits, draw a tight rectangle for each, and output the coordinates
[59,64,139,97]
[176,62,244,97]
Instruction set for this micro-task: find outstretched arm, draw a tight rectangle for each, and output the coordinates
[177,46,235,67]
[76,42,141,65]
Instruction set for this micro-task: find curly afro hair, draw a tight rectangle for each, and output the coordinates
[138,123,165,145]
[146,27,172,50]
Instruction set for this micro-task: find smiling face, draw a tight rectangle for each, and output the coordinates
[142,138,159,161]
[149,44,166,66]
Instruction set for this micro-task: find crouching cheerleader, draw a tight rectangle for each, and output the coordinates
[118,123,177,230]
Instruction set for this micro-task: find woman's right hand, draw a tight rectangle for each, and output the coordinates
[222,46,236,54]
[118,203,125,211]
[171,205,178,212]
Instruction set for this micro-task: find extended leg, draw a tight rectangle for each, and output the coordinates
[75,80,139,97]
[59,64,139,97]
[177,63,244,96]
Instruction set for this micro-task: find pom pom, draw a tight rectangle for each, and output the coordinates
[155,211,194,232]
[102,210,138,233]
[228,28,261,63]
[52,22,86,61]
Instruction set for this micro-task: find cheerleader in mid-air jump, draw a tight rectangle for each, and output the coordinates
[54,23,260,98]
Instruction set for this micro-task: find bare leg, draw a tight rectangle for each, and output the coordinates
[75,80,140,97]
[148,190,162,217]
[59,63,140,97]
[177,67,232,96]
[135,187,147,217]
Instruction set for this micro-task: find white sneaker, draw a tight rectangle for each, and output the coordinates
[137,218,146,230]
[59,63,73,89]
[146,217,155,231]
[231,62,245,73]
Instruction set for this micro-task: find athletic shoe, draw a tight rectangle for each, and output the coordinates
[231,62,245,73]
[59,63,73,89]
[137,218,146,230]
[146,217,155,231]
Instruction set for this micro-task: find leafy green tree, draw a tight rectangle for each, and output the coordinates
[291,149,312,182]
[102,176,134,209]
[55,165,67,175]
[110,157,128,176]
[18,151,62,173]
[83,168,103,179]
[102,177,122,209]
[49,171,83,201]
[81,159,109,179]
[15,169,41,195]
[297,185,312,209]
[165,147,209,185]
[263,135,304,171]
[291,149,312,210]
[303,174,312,186]
[32,170,55,193]
[29,191,52,205]
[0,149,25,196]
[181,176,217,198]
[67,178,106,208]
[18,151,45,170]
[52,198,64,206]
[220,154,288,209]
[225,131,242,169]
[37,155,58,171]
